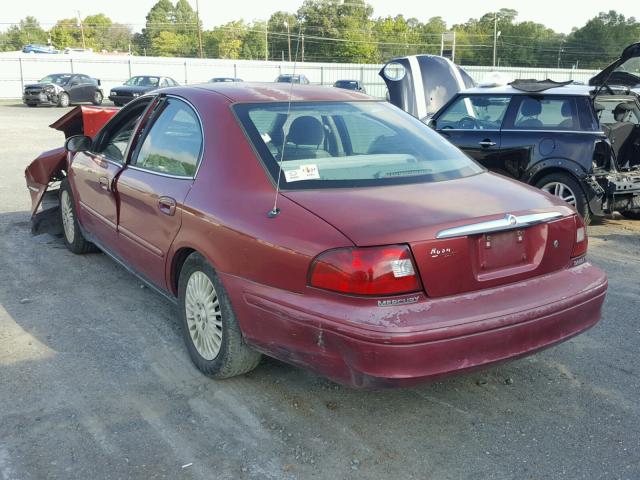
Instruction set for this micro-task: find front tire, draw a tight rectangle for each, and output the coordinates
[536,172,591,225]
[92,91,103,106]
[57,92,69,108]
[59,179,98,254]
[178,253,261,378]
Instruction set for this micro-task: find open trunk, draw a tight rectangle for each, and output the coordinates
[285,173,578,298]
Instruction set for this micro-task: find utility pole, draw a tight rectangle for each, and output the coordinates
[301,33,304,62]
[492,13,497,67]
[284,21,291,62]
[195,0,204,58]
[76,11,86,50]
[557,43,564,68]
[265,23,268,61]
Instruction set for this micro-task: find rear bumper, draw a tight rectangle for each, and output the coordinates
[222,263,608,388]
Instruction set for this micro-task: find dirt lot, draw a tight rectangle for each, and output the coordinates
[0,102,638,480]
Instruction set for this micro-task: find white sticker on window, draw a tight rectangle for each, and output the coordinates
[261,132,271,143]
[283,164,320,182]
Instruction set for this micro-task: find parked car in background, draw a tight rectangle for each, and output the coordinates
[209,77,243,83]
[381,47,640,223]
[333,79,366,93]
[25,83,606,388]
[63,48,93,55]
[23,73,103,107]
[22,44,58,54]
[275,74,310,84]
[109,76,180,106]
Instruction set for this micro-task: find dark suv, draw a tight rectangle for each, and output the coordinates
[23,73,103,108]
[381,47,640,223]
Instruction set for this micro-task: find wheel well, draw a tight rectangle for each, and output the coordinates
[529,167,581,187]
[170,247,196,295]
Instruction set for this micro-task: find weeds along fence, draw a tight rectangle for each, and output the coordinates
[0,54,600,99]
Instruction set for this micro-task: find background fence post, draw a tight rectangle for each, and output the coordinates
[128,58,132,78]
[320,66,324,85]
[18,58,24,92]
[70,58,74,73]
[234,63,237,78]
[184,60,188,84]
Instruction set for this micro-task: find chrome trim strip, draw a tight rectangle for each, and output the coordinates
[127,164,194,180]
[436,211,564,239]
[501,129,606,135]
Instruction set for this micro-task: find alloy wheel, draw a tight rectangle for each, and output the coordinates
[185,271,223,360]
[541,181,576,206]
[60,189,75,243]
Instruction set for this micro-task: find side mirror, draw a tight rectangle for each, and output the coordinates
[70,81,79,86]
[426,118,436,129]
[65,135,92,153]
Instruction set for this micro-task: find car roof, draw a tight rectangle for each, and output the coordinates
[190,82,371,102]
[463,84,595,96]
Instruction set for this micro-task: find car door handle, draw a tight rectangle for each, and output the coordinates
[158,196,177,216]
[99,176,110,191]
[479,140,497,148]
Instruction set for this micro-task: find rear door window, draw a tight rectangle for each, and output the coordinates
[436,95,510,130]
[131,98,202,177]
[511,96,583,130]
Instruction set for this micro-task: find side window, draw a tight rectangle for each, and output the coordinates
[436,95,510,130]
[513,96,580,130]
[132,98,202,177]
[95,111,146,163]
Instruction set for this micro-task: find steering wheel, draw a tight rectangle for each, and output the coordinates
[457,116,480,130]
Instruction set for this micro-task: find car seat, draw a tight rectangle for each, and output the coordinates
[516,98,543,128]
[282,116,330,160]
[558,101,577,129]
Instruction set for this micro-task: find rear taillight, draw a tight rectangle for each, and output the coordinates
[309,245,422,296]
[571,214,588,258]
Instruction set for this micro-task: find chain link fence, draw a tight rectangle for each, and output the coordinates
[0,54,600,99]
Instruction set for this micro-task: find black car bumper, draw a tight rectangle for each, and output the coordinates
[108,94,135,105]
[23,91,58,106]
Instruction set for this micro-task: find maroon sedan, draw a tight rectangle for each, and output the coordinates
[25,83,607,388]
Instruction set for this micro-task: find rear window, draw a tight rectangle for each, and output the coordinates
[510,96,596,130]
[233,101,483,189]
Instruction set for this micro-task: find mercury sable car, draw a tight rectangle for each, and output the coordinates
[25,83,607,388]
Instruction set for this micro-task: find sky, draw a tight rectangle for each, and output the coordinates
[3,0,638,34]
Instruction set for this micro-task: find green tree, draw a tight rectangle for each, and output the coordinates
[564,11,640,68]
[50,18,81,49]
[267,11,298,61]
[297,0,376,63]
[5,16,48,50]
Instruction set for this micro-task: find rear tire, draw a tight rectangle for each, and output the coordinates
[178,253,261,379]
[26,103,37,107]
[59,179,98,254]
[92,91,103,106]
[535,173,591,225]
[57,92,69,108]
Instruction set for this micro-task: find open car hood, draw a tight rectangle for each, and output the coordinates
[589,42,640,89]
[49,105,119,139]
[380,55,475,120]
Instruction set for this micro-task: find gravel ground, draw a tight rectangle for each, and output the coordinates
[0,103,638,480]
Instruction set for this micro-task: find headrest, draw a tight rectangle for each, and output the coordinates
[561,101,573,117]
[613,103,632,114]
[287,116,324,146]
[520,98,542,117]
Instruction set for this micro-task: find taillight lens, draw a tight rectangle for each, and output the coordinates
[309,245,422,296]
[571,214,588,258]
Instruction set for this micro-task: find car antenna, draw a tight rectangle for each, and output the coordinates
[267,25,303,218]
